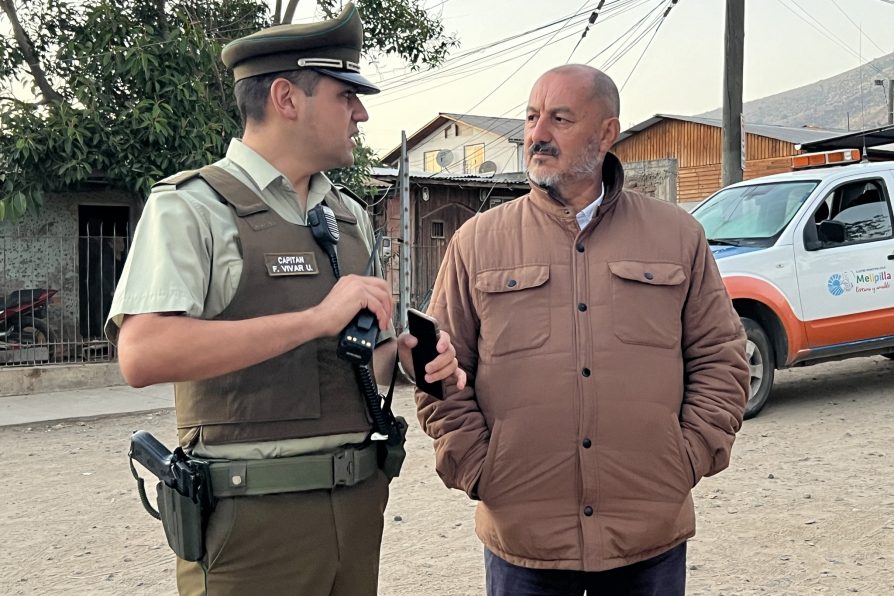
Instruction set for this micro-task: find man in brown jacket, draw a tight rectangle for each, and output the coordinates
[416,64,749,595]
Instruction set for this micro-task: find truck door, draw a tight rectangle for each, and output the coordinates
[793,174,894,348]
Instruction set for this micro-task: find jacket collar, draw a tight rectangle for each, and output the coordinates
[527,152,626,225]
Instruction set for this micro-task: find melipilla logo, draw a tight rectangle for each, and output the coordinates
[827,272,854,296]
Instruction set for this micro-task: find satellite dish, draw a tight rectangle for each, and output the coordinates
[435,149,454,168]
[478,161,497,175]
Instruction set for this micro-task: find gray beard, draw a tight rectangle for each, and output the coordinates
[527,138,604,194]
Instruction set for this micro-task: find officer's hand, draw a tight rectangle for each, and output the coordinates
[314,275,393,336]
[397,329,467,390]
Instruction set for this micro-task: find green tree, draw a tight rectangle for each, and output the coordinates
[0,0,456,220]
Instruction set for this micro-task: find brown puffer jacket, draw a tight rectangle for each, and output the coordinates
[416,153,749,571]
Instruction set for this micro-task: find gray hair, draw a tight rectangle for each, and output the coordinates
[544,64,620,118]
[234,69,324,126]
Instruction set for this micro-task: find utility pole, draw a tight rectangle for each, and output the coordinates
[876,79,894,125]
[398,131,410,331]
[889,80,894,125]
[721,0,745,187]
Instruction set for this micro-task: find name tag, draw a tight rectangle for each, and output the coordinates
[264,253,319,276]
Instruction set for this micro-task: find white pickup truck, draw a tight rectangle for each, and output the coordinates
[690,150,894,418]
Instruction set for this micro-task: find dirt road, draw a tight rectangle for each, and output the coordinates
[1,356,893,595]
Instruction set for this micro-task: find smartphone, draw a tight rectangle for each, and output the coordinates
[407,308,444,399]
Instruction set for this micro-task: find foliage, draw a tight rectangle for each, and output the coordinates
[0,0,267,220]
[0,0,456,220]
[326,134,380,200]
[318,0,455,70]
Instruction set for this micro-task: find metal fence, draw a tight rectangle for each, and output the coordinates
[0,225,131,367]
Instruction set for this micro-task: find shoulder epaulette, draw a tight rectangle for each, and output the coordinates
[335,184,368,208]
[152,170,201,189]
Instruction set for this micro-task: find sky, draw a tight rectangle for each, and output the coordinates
[3,0,893,159]
[285,0,894,157]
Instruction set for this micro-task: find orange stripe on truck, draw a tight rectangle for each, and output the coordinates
[805,307,894,347]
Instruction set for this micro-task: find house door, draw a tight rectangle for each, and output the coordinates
[413,200,476,308]
[78,205,130,339]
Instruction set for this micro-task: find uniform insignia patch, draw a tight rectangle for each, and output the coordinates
[264,253,319,276]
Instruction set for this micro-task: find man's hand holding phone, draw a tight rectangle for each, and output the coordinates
[397,309,467,398]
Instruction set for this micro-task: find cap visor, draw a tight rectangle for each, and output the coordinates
[314,68,380,94]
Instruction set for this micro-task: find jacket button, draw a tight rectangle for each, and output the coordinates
[582,368,591,377]
[576,243,585,253]
[644,271,654,280]
[578,303,587,312]
[507,279,517,288]
[582,438,592,448]
[584,506,593,516]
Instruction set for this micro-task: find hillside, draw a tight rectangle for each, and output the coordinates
[700,52,894,129]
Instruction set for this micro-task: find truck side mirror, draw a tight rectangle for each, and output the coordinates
[818,220,846,244]
[803,220,821,251]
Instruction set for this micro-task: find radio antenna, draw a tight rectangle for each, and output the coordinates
[859,24,869,161]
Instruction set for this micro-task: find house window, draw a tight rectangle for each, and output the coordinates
[456,123,472,136]
[463,143,485,174]
[431,221,445,239]
[424,151,441,173]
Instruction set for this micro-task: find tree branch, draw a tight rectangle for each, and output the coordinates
[0,95,37,107]
[156,0,168,38]
[282,0,300,24]
[0,0,62,104]
[273,0,282,25]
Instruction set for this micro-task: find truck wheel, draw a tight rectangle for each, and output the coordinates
[742,317,775,419]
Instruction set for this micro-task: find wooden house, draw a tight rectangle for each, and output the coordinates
[380,113,525,175]
[368,168,528,309]
[613,115,842,206]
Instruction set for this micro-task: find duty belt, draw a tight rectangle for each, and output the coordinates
[207,444,379,498]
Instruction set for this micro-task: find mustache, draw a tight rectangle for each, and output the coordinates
[529,142,559,157]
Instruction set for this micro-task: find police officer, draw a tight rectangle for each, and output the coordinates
[106,4,465,595]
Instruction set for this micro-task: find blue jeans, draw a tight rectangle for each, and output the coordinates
[484,542,687,596]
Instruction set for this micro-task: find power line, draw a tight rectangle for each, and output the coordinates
[567,1,607,62]
[388,0,676,168]
[619,1,673,91]
[828,0,888,56]
[589,0,666,70]
[775,0,885,77]
[385,0,672,167]
[367,27,590,108]
[369,6,603,94]
[369,0,657,99]
[383,0,599,167]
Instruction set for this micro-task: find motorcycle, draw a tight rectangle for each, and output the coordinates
[0,288,59,362]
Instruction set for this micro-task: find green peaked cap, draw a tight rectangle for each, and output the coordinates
[221,2,379,94]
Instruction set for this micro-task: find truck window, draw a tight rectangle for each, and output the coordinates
[809,179,892,246]
[694,181,817,246]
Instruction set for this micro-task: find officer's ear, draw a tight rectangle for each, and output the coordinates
[269,77,302,122]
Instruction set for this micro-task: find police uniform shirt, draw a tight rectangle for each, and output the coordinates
[105,139,395,458]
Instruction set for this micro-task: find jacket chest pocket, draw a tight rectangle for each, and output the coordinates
[608,261,686,349]
[475,264,550,359]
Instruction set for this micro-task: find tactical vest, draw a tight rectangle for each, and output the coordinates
[162,167,373,446]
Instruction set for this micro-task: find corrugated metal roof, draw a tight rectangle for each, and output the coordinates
[370,166,527,186]
[440,113,524,142]
[797,123,894,152]
[617,114,844,145]
[381,113,524,164]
